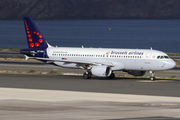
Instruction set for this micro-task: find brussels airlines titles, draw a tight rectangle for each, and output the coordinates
[110,51,144,55]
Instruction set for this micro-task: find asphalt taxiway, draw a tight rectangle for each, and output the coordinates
[0,73,180,97]
[1,73,180,120]
[0,60,180,97]
[1,60,180,119]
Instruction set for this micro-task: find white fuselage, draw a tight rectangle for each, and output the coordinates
[46,47,176,71]
[22,17,176,79]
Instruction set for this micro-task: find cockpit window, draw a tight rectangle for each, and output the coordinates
[161,56,164,59]
[164,56,169,59]
[157,55,169,59]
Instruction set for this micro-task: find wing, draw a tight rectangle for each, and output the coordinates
[36,58,114,67]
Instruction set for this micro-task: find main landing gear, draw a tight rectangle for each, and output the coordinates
[150,71,156,81]
[107,72,115,79]
[83,72,92,79]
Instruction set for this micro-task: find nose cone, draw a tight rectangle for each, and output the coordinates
[166,59,176,69]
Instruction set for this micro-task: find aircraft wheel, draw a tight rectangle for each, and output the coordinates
[83,73,88,79]
[151,77,156,81]
[83,72,91,79]
[150,71,156,81]
[88,73,92,79]
[107,73,115,79]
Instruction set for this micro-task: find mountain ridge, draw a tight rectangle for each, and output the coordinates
[0,0,180,20]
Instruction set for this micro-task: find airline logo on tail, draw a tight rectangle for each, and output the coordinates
[23,17,48,50]
[20,17,49,58]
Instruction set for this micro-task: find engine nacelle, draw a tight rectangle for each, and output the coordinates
[91,65,112,77]
[126,70,146,76]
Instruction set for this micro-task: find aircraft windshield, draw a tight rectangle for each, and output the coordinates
[157,55,169,59]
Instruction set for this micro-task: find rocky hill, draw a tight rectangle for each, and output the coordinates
[0,0,180,19]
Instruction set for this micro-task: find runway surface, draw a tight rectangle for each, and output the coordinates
[1,73,180,120]
[1,60,180,119]
[0,73,180,97]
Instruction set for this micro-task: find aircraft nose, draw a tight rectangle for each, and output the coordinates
[166,59,176,69]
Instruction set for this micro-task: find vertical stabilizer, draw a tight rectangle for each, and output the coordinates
[23,17,48,50]
[20,17,49,58]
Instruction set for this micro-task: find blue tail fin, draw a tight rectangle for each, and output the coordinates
[23,17,48,49]
[20,17,49,59]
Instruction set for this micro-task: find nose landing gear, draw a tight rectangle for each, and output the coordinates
[150,71,156,81]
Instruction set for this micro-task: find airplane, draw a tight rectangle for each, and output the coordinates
[20,17,176,81]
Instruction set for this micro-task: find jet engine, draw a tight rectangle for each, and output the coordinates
[91,65,112,77]
[126,70,146,76]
